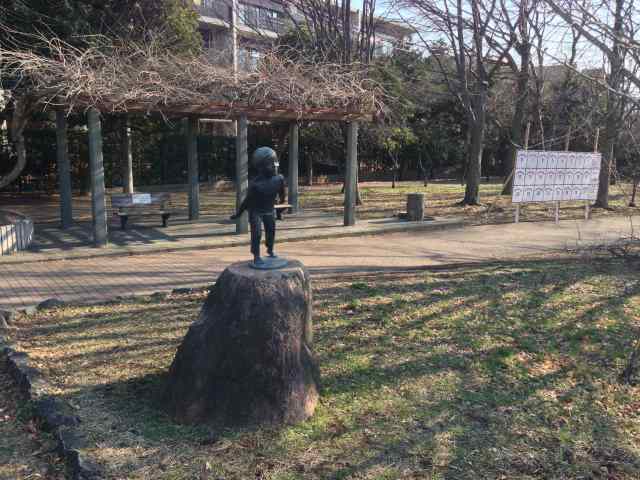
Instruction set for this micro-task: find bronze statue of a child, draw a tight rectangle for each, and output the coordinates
[230,147,286,267]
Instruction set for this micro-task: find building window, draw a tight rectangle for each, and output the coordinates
[260,8,282,32]
[239,47,261,71]
[200,29,214,49]
[239,4,259,28]
[238,3,282,32]
[374,38,395,57]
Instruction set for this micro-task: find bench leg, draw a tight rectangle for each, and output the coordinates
[120,215,128,230]
[162,213,170,228]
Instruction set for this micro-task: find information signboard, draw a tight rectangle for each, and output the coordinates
[512,150,601,203]
[131,193,152,205]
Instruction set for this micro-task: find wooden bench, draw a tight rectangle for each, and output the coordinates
[110,193,173,230]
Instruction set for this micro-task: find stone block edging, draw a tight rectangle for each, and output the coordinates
[0,335,103,479]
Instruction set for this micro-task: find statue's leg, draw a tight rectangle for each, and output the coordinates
[264,214,276,257]
[250,212,262,261]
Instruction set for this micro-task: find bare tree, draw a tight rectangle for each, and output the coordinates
[545,0,636,208]
[494,0,540,195]
[400,0,513,204]
[0,95,35,190]
[278,0,381,203]
[280,0,379,63]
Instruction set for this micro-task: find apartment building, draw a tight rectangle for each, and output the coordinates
[192,0,412,71]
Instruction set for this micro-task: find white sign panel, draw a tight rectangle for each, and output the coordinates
[132,193,152,205]
[512,150,601,203]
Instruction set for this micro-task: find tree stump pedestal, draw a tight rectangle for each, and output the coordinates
[163,260,319,426]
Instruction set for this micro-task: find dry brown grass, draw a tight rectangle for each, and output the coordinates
[7,253,640,479]
[0,366,66,480]
[5,180,638,227]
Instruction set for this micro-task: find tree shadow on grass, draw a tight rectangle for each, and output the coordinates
[23,255,640,479]
[309,258,640,478]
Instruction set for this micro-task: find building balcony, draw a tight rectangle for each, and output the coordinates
[195,1,287,34]
[195,1,231,23]
[239,16,285,34]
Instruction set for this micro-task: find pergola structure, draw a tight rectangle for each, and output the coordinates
[1,40,379,248]
[54,105,370,247]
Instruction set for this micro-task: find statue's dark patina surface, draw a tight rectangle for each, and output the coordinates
[231,147,288,269]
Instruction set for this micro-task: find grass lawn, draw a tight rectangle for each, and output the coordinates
[7,252,640,479]
[297,181,639,224]
[5,180,638,226]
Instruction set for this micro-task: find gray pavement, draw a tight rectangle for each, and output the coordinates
[1,215,637,310]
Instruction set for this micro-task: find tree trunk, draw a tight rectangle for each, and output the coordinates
[595,124,615,209]
[399,155,410,181]
[163,261,319,426]
[0,99,30,190]
[461,127,471,186]
[463,116,485,205]
[418,155,428,187]
[594,0,624,209]
[502,47,530,196]
[630,178,637,207]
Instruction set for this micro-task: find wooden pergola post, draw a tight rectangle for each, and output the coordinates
[87,108,108,247]
[55,110,73,229]
[187,117,200,221]
[288,122,299,212]
[344,121,358,226]
[121,114,134,194]
[235,115,249,234]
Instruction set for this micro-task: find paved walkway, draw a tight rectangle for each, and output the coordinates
[1,216,636,310]
[17,213,462,263]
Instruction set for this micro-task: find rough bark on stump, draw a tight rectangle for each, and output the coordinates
[163,260,318,426]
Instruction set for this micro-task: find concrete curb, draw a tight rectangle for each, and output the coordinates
[1,217,467,265]
[0,335,103,479]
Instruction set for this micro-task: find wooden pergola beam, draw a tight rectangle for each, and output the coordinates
[65,101,375,123]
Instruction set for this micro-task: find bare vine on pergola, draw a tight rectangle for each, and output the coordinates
[0,34,382,188]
